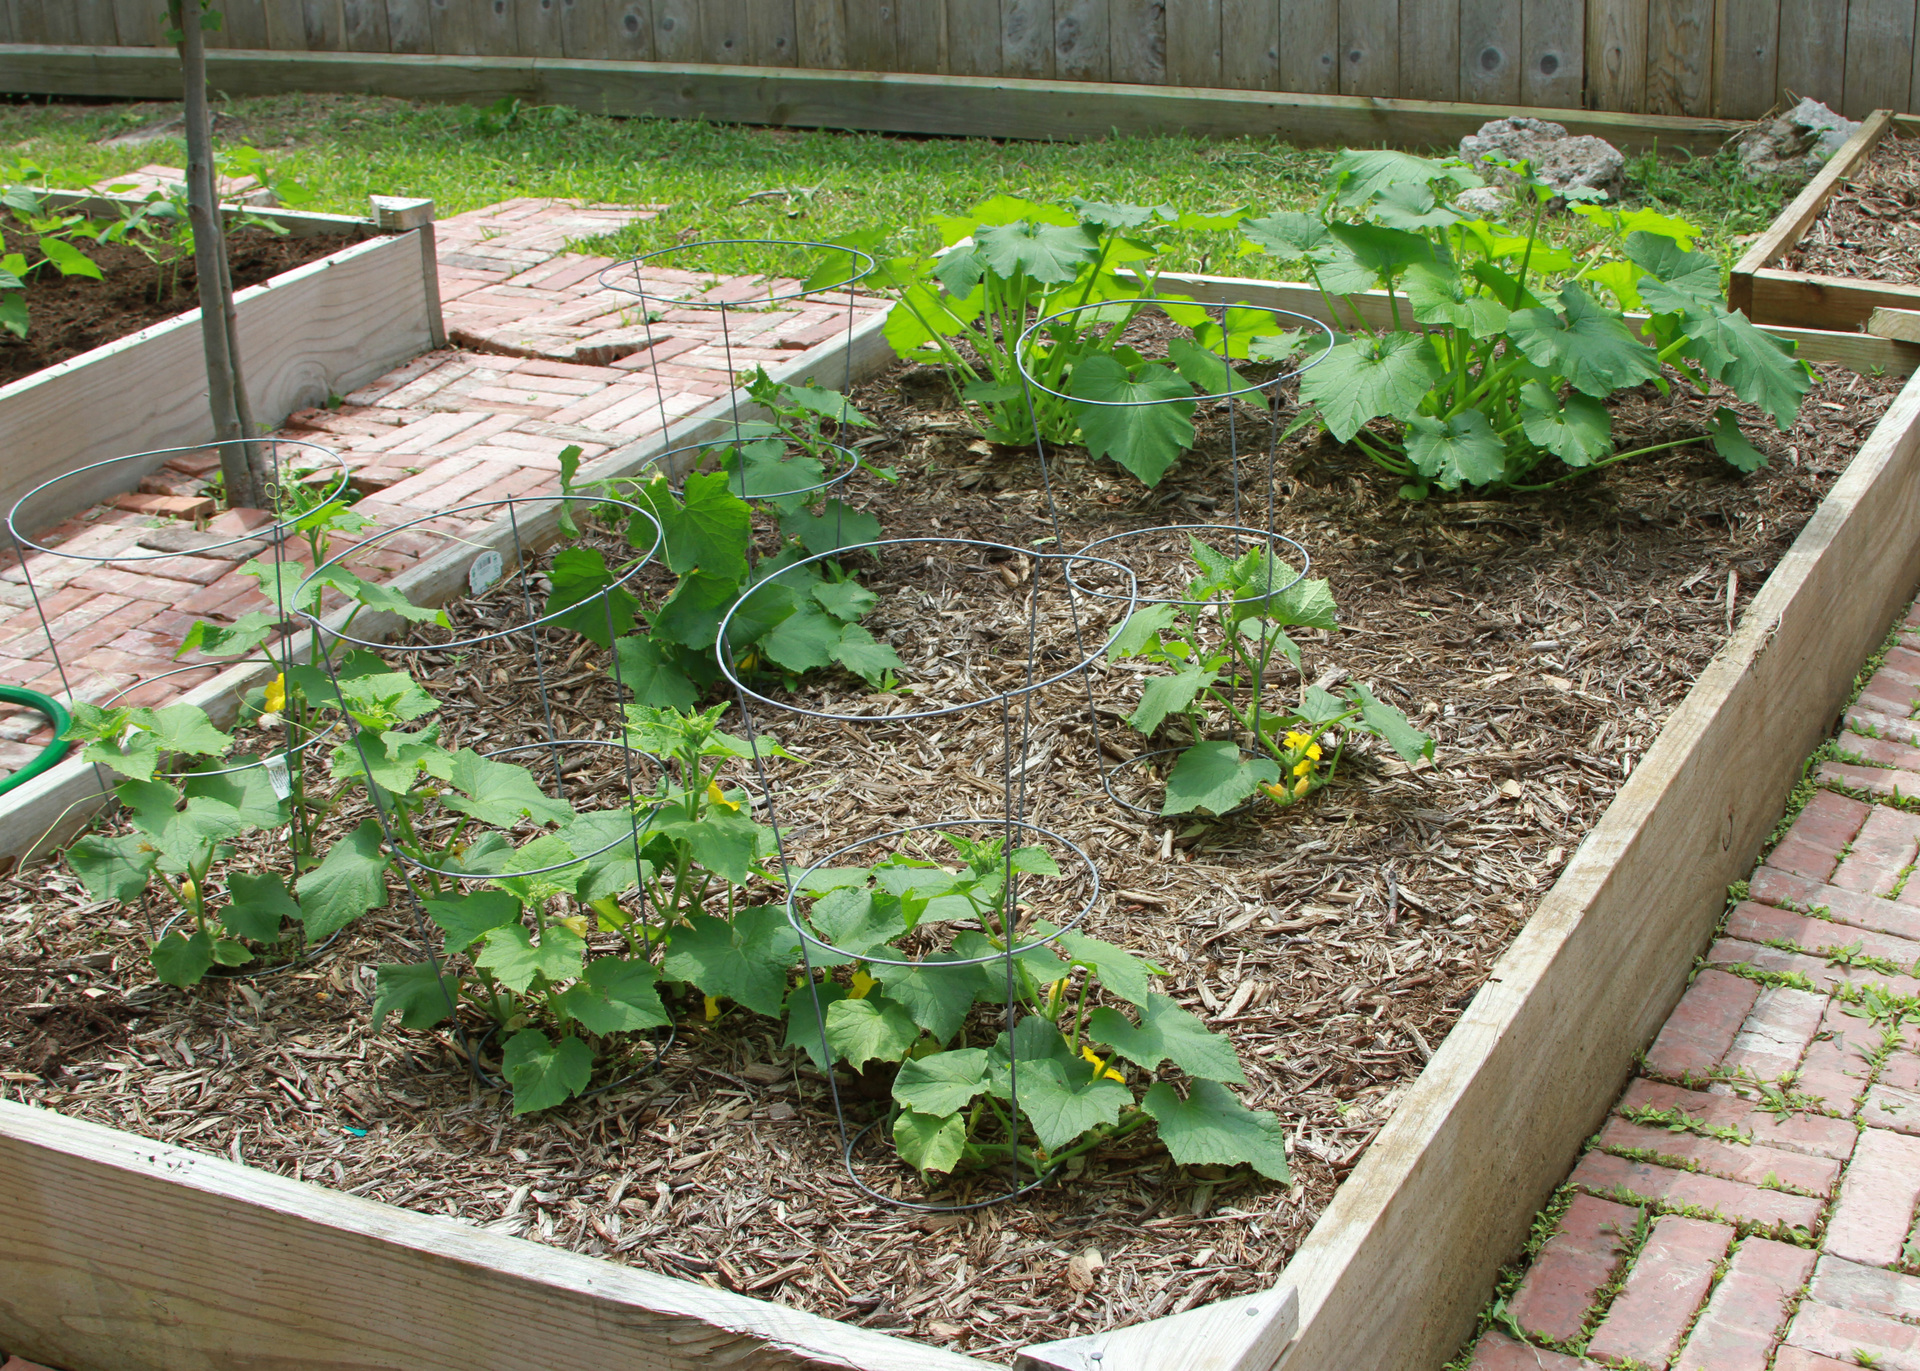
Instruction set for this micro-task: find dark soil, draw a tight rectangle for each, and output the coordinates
[1781,130,1920,285]
[0,226,355,386]
[0,356,1903,1362]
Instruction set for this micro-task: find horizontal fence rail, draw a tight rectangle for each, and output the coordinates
[6,0,1916,120]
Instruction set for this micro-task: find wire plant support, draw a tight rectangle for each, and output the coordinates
[715,535,1140,1210]
[294,493,679,1103]
[1012,298,1336,818]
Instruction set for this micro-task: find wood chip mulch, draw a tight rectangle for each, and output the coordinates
[1781,131,1920,285]
[0,358,1902,1363]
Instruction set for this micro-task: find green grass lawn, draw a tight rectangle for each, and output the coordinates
[3,91,1793,277]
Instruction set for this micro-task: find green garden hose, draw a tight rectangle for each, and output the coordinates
[0,684,73,797]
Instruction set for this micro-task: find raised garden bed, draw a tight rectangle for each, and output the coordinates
[1730,110,1920,333]
[2,286,1920,1371]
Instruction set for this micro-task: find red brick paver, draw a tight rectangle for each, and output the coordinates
[1468,593,1920,1371]
[0,197,888,776]
[1508,1193,1642,1343]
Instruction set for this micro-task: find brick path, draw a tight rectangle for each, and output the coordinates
[0,197,884,780]
[1464,597,1920,1370]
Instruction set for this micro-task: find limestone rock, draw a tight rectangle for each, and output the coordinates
[1733,98,1861,183]
[1459,116,1626,203]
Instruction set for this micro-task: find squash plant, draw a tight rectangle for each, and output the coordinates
[867,196,1304,487]
[1248,149,1814,497]
[1105,535,1432,815]
[785,828,1291,1182]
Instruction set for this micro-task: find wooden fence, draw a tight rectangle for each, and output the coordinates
[6,1,1917,120]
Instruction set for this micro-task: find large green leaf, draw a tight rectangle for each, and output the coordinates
[221,871,300,943]
[813,579,877,622]
[183,759,287,831]
[659,807,764,885]
[1403,262,1511,339]
[150,928,214,987]
[1239,210,1330,262]
[760,602,844,674]
[824,993,921,1070]
[808,886,910,957]
[1268,575,1340,631]
[1625,231,1722,311]
[1127,667,1216,736]
[176,610,279,661]
[893,1109,968,1175]
[1405,410,1508,490]
[1087,993,1246,1082]
[1142,1079,1291,1180]
[337,672,439,730]
[544,546,637,648]
[1350,683,1435,762]
[438,749,574,828]
[784,979,848,1069]
[1520,384,1613,467]
[657,471,753,582]
[294,819,391,941]
[1709,405,1768,473]
[1105,603,1180,660]
[1505,285,1660,398]
[1044,925,1163,1008]
[893,1048,992,1116]
[610,633,700,709]
[371,961,462,1030]
[1679,306,1811,429]
[1325,222,1435,282]
[501,1029,593,1114]
[1069,354,1196,488]
[651,571,741,653]
[1371,180,1463,231]
[423,889,522,951]
[554,957,670,1035]
[779,501,882,557]
[1014,1059,1133,1152]
[661,907,800,1017]
[66,832,157,903]
[883,282,983,352]
[973,219,1099,283]
[1334,148,1478,204]
[146,705,231,757]
[872,953,988,1042]
[306,565,449,628]
[477,921,586,993]
[830,624,903,688]
[1299,334,1442,443]
[1161,741,1281,816]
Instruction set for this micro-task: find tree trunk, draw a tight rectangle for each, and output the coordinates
[173,0,265,510]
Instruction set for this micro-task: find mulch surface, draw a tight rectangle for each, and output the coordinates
[1782,130,1920,285]
[0,227,353,386]
[0,357,1902,1362]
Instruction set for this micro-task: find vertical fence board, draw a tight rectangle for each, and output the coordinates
[1519,0,1582,106]
[1712,0,1780,117]
[1842,0,1915,118]
[1054,0,1108,79]
[72,0,117,44]
[1648,0,1713,114]
[341,0,392,49]
[518,0,563,55]
[111,0,164,44]
[262,0,304,47]
[1585,0,1647,110]
[1108,0,1166,82]
[385,0,433,52]
[1775,0,1848,108]
[944,0,999,73]
[1337,0,1399,95]
[425,0,476,52]
[1165,0,1222,85]
[1398,0,1459,100]
[1458,0,1519,102]
[651,0,701,61]
[794,0,847,67]
[1220,0,1279,88]
[703,0,750,63]
[473,0,520,54]
[1278,0,1339,92]
[15,2,72,42]
[897,0,945,71]
[300,0,344,48]
[843,0,899,71]
[750,0,799,65]
[1003,0,1054,75]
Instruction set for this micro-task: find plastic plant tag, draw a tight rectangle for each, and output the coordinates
[264,752,292,800]
[469,550,504,595]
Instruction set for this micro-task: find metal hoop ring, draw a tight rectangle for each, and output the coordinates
[1064,522,1312,609]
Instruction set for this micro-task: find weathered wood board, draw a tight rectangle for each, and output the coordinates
[0,44,1746,154]
[0,230,436,531]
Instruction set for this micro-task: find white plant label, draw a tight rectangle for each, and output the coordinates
[265,753,293,800]
[469,549,504,595]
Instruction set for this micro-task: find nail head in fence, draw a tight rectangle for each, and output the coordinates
[713,537,1141,724]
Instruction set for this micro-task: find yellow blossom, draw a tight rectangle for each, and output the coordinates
[1079,1045,1126,1083]
[1306,742,1322,761]
[558,914,589,937]
[1260,782,1290,804]
[703,994,723,1020]
[1293,758,1312,777]
[1283,730,1311,750]
[262,674,286,715]
[179,877,197,907]
[1294,775,1311,797]
[705,781,741,812]
[848,967,878,999]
